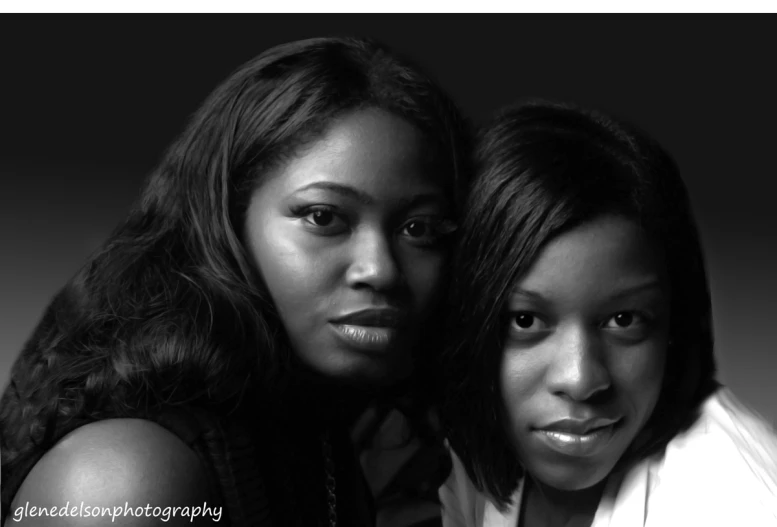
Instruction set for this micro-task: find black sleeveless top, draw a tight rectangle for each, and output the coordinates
[1,404,376,527]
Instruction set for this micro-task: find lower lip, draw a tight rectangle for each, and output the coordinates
[330,323,398,352]
[534,423,618,458]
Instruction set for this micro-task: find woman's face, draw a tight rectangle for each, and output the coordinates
[244,108,453,386]
[500,215,669,491]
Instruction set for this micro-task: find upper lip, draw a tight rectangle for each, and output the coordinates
[537,417,621,435]
[330,308,408,328]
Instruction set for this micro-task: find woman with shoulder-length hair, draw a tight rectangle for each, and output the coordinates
[438,100,777,526]
[1,36,470,527]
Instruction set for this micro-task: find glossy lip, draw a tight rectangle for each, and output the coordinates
[533,417,622,458]
[539,417,621,435]
[330,308,407,328]
[329,308,408,353]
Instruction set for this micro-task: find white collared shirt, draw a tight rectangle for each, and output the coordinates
[440,388,777,527]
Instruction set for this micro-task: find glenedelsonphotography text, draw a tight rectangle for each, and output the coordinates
[11,501,223,522]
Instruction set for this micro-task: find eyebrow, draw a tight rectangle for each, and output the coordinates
[294,181,447,209]
[296,182,374,205]
[511,279,666,303]
[606,279,667,301]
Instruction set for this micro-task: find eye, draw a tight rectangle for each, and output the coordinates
[297,206,348,235]
[399,217,457,247]
[602,311,655,342]
[509,312,548,332]
[604,311,643,329]
[404,220,428,237]
[309,209,335,226]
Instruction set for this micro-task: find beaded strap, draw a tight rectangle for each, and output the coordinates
[322,431,337,527]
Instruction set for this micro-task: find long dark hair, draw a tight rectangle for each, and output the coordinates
[439,99,717,508]
[1,36,470,488]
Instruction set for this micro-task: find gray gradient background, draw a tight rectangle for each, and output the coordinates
[1,16,775,423]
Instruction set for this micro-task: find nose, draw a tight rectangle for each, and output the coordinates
[546,323,611,402]
[345,229,403,292]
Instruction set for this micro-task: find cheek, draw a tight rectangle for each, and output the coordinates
[499,350,539,421]
[398,249,447,310]
[612,343,666,411]
[249,221,335,316]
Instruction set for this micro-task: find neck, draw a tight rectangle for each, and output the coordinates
[523,477,606,527]
[284,370,376,429]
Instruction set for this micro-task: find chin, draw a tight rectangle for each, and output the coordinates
[532,460,615,492]
[351,359,412,388]
[322,352,413,389]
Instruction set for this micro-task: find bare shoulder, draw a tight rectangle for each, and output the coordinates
[8,419,222,526]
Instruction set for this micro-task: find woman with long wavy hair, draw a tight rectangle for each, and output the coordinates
[1,36,470,527]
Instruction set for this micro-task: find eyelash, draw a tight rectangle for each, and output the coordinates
[506,312,550,342]
[509,312,548,332]
[602,311,651,330]
[295,205,345,232]
[506,310,653,337]
[399,217,458,247]
[291,205,457,246]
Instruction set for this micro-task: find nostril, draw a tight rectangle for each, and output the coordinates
[586,385,614,405]
[346,246,402,291]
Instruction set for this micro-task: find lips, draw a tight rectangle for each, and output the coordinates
[330,308,408,328]
[329,308,409,352]
[533,416,621,457]
[539,417,620,436]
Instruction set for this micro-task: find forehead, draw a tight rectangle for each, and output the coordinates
[263,108,445,197]
[515,215,668,301]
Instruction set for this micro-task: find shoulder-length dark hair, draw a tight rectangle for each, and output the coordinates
[1,36,470,479]
[439,99,717,508]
